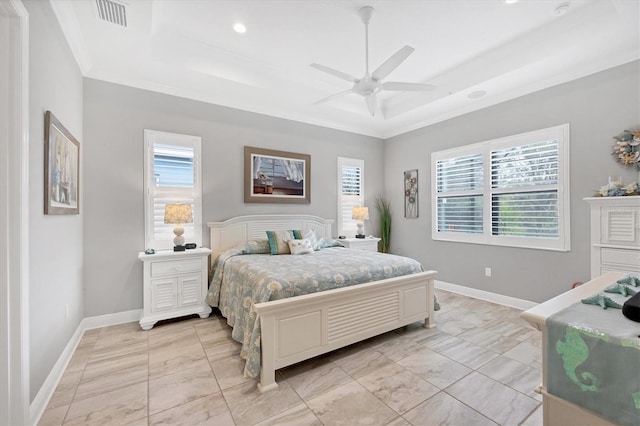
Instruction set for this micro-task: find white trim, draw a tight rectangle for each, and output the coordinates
[29,325,84,425]
[30,309,142,424]
[1,0,29,424]
[431,124,570,252]
[337,156,364,237]
[143,129,203,250]
[435,280,537,311]
[81,309,142,331]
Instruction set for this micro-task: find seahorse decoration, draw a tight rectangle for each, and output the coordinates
[556,326,609,392]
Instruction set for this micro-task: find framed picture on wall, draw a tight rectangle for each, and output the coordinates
[244,146,310,204]
[44,111,80,215]
[404,169,418,218]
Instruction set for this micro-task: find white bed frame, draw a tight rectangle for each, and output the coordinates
[208,214,437,392]
[521,272,624,426]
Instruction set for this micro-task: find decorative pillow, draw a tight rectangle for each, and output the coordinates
[243,239,271,254]
[266,230,295,255]
[303,229,319,250]
[317,237,344,249]
[288,238,314,255]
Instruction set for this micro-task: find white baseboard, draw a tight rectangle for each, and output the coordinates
[81,309,141,331]
[435,280,537,311]
[30,309,142,425]
[29,324,84,426]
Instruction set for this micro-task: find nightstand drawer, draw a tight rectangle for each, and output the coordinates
[151,258,201,277]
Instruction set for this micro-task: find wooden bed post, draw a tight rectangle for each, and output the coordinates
[257,313,278,393]
[424,277,436,329]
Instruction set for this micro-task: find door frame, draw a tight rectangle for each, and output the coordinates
[0,0,30,424]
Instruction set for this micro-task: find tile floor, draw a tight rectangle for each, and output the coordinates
[39,290,543,426]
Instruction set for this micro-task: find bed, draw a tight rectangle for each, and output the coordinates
[207,214,438,392]
[521,271,639,426]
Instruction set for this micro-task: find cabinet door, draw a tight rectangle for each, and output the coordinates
[601,208,639,245]
[178,274,202,307]
[151,277,177,312]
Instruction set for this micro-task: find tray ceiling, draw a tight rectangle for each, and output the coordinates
[52,0,639,138]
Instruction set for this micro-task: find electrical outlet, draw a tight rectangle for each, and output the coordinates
[485,267,492,277]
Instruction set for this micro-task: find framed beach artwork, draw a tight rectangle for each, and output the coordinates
[404,169,418,218]
[44,111,80,215]
[244,146,310,204]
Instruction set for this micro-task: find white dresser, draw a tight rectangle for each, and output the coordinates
[585,196,640,279]
[339,237,381,252]
[138,247,212,330]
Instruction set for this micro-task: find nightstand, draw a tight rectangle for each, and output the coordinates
[138,247,212,330]
[340,237,381,252]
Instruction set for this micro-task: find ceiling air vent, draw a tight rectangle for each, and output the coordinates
[95,0,128,27]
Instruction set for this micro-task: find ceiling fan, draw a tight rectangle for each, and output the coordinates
[311,5,435,117]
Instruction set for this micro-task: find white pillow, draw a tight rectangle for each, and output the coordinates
[303,229,319,251]
[288,238,314,255]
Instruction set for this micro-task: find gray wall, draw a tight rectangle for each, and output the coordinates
[384,61,640,303]
[25,0,84,401]
[83,79,384,317]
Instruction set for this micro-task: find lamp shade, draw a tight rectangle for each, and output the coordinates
[164,203,193,224]
[352,206,369,221]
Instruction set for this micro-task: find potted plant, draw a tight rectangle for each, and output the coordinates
[375,195,392,253]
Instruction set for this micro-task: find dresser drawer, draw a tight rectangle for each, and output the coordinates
[151,258,201,277]
[600,248,640,269]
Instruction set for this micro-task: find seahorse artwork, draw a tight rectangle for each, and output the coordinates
[555,326,609,392]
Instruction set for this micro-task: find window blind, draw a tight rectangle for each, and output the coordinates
[337,158,364,237]
[431,124,569,251]
[144,130,202,250]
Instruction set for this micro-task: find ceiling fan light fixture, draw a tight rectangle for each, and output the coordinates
[310,6,436,118]
[233,22,246,34]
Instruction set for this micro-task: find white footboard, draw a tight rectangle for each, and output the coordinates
[254,270,437,392]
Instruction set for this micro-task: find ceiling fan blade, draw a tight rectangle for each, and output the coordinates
[382,81,436,91]
[365,93,377,116]
[371,45,414,81]
[312,89,353,105]
[310,63,358,83]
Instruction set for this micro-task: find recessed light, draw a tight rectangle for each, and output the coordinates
[504,0,519,4]
[468,90,487,99]
[553,2,570,16]
[233,22,246,34]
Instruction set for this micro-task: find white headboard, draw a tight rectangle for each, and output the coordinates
[208,215,334,259]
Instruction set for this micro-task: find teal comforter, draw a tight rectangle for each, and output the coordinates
[205,244,423,379]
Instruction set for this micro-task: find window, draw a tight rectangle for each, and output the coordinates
[337,157,364,237]
[431,124,570,251]
[144,130,202,250]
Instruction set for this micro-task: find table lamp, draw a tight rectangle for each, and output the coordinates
[352,206,369,239]
[164,202,193,251]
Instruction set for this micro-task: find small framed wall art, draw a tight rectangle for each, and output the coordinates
[404,169,418,218]
[44,111,80,215]
[244,146,311,204]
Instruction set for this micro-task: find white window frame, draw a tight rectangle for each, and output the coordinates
[144,130,202,250]
[337,157,365,237]
[431,124,570,251]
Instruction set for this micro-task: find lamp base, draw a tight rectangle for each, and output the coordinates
[355,234,365,239]
[173,245,186,252]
